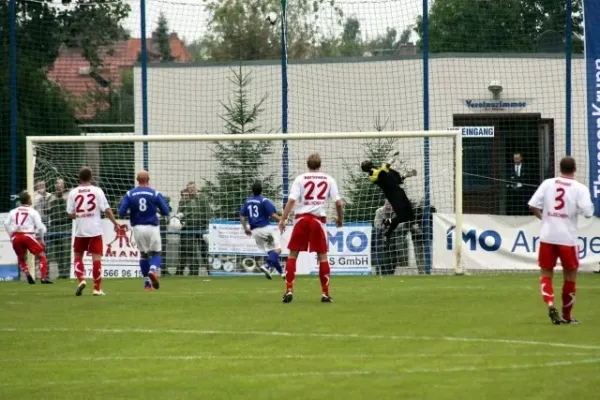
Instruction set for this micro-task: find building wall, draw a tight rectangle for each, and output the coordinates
[134,55,586,216]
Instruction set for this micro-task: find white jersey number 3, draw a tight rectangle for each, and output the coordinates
[554,188,565,210]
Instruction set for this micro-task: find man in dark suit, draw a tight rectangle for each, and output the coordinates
[506,151,534,216]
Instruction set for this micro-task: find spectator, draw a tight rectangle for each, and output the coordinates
[48,178,71,279]
[372,200,409,275]
[34,180,51,224]
[412,200,436,275]
[179,181,198,209]
[506,151,534,216]
[177,187,210,275]
[33,180,52,276]
[159,195,172,276]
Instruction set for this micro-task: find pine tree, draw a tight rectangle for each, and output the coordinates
[204,65,281,219]
[154,12,172,62]
[343,114,402,223]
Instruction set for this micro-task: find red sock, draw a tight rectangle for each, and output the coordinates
[319,260,330,296]
[18,258,30,276]
[562,280,576,320]
[39,256,48,280]
[93,260,102,291]
[285,258,296,293]
[74,257,85,282]
[540,276,554,306]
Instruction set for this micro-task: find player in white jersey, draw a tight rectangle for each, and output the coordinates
[3,191,52,284]
[528,156,594,325]
[278,153,343,303]
[66,167,121,296]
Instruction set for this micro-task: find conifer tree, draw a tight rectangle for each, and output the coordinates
[204,66,280,219]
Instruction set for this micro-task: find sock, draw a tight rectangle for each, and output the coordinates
[285,258,296,292]
[268,251,283,274]
[319,260,331,296]
[139,258,150,277]
[150,255,161,273]
[18,258,30,276]
[92,260,102,291]
[540,276,554,306]
[39,256,49,280]
[74,257,85,282]
[562,280,576,320]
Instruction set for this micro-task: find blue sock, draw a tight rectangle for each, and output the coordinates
[150,255,161,273]
[268,251,283,274]
[139,258,150,278]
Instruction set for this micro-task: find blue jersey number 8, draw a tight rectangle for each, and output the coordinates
[139,198,147,212]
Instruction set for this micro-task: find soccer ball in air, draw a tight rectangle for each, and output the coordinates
[266,12,279,26]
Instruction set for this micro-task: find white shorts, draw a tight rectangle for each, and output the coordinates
[133,225,162,253]
[252,226,281,253]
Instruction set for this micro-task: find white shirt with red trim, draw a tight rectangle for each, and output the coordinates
[3,206,46,238]
[289,172,341,217]
[66,185,111,237]
[528,177,594,246]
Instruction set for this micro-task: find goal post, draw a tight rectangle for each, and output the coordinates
[26,130,463,278]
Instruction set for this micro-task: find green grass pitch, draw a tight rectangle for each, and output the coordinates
[1,274,600,399]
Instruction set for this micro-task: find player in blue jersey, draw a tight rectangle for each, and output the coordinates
[119,171,171,291]
[240,181,284,280]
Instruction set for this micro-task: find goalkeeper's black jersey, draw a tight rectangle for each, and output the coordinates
[368,166,405,197]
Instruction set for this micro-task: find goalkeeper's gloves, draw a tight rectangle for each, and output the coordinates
[386,151,400,166]
[404,169,417,178]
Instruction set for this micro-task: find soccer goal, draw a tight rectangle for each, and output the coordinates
[26,131,463,279]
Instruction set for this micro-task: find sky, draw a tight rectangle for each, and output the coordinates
[118,0,422,43]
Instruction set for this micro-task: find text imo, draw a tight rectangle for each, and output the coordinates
[327,230,369,253]
[446,226,502,252]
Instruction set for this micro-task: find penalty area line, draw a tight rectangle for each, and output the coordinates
[0,352,594,364]
[2,327,600,351]
[0,358,599,388]
[249,358,600,379]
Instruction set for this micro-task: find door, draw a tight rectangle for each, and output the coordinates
[539,119,555,180]
[453,114,547,214]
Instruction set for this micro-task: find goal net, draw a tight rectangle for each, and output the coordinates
[27,131,462,279]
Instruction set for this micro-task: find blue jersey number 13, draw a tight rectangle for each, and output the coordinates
[247,205,259,218]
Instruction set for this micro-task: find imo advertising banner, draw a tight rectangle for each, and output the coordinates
[208,221,372,275]
[0,213,19,282]
[70,219,141,279]
[433,214,600,271]
[585,0,600,217]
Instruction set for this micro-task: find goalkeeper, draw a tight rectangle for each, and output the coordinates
[361,153,417,245]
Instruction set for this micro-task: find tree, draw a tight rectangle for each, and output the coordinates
[199,0,343,61]
[415,0,583,53]
[88,69,135,124]
[61,0,131,69]
[343,114,400,223]
[364,26,412,56]
[203,66,281,219]
[317,17,363,57]
[154,12,172,62]
[0,0,130,210]
[186,38,206,61]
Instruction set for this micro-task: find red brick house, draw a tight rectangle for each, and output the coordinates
[48,32,192,119]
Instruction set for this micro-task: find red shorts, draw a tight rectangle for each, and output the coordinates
[287,214,328,254]
[73,235,103,255]
[538,242,579,270]
[11,234,44,260]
